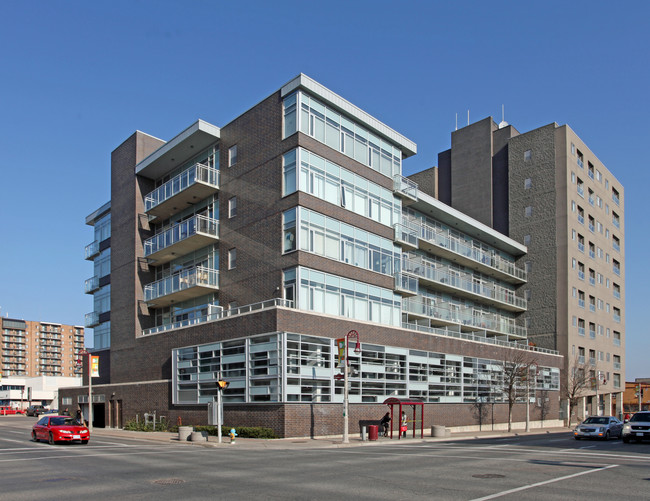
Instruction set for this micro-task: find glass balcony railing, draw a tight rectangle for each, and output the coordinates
[613,362,621,370]
[401,218,527,283]
[144,266,219,307]
[85,312,99,328]
[612,193,620,206]
[589,357,596,366]
[614,290,621,299]
[144,215,219,264]
[578,327,585,336]
[393,174,418,200]
[589,330,596,339]
[613,218,620,229]
[578,271,585,280]
[394,223,418,249]
[614,338,621,347]
[589,250,595,259]
[613,242,620,252]
[577,185,584,197]
[588,223,595,232]
[589,304,596,313]
[578,299,585,308]
[577,214,584,225]
[402,297,526,338]
[613,313,621,323]
[394,272,418,296]
[589,276,595,286]
[84,276,99,294]
[402,258,526,310]
[578,242,584,253]
[144,163,219,219]
[85,240,99,260]
[613,266,620,276]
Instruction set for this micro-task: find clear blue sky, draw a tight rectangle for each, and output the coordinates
[1,1,647,379]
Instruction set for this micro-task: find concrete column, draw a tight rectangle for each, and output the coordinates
[578,396,587,421]
[603,393,612,416]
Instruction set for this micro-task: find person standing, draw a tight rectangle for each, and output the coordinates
[380,412,391,437]
[401,411,407,438]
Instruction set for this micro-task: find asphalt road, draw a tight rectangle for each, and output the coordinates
[2,416,649,500]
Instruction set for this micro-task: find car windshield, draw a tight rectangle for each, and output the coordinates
[583,417,608,424]
[630,413,650,422]
[50,417,78,426]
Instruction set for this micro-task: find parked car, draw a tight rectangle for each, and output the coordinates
[622,411,650,443]
[25,405,47,417]
[0,406,24,416]
[32,415,90,445]
[574,416,623,440]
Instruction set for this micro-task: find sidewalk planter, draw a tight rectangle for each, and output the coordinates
[432,425,448,438]
[178,426,193,441]
[190,431,207,442]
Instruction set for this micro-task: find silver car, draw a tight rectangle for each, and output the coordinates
[622,411,650,443]
[574,416,623,440]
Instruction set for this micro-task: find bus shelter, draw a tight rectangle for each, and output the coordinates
[382,397,424,440]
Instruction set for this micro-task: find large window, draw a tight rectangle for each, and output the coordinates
[284,91,402,178]
[283,148,401,228]
[286,207,400,276]
[285,267,401,326]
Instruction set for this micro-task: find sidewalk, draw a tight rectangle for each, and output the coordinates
[90,426,572,450]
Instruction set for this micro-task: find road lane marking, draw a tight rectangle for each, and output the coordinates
[469,464,618,501]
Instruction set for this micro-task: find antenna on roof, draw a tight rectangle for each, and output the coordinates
[498,104,509,129]
[455,113,458,131]
[467,109,470,126]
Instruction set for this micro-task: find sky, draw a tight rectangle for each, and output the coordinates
[0,1,647,378]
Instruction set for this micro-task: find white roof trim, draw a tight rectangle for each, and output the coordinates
[281,74,417,157]
[135,119,220,176]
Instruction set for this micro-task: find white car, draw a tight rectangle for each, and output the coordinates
[574,416,623,440]
[622,411,650,443]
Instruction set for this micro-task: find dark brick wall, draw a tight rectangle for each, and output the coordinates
[408,166,438,199]
[508,124,560,351]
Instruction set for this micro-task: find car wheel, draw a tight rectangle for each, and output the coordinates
[604,431,610,441]
[48,432,55,445]
[31,431,38,442]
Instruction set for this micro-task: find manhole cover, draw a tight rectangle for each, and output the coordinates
[152,478,185,485]
[473,474,505,479]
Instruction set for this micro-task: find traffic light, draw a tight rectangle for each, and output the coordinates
[217,380,229,390]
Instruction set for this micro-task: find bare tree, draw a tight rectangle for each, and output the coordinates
[471,398,490,431]
[562,356,591,426]
[497,349,538,432]
[537,389,551,427]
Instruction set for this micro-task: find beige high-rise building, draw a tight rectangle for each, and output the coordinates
[1,318,84,378]
[432,118,625,420]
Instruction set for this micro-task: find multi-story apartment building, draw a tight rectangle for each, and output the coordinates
[430,117,625,420]
[1,318,84,378]
[66,76,562,436]
[84,201,111,351]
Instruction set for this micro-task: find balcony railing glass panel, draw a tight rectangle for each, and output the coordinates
[144,266,219,303]
[144,163,219,213]
[144,215,219,258]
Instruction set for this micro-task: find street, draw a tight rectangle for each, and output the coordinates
[1,416,649,500]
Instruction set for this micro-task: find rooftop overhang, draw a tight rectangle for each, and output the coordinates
[85,201,111,226]
[411,191,527,256]
[281,73,417,158]
[135,120,221,180]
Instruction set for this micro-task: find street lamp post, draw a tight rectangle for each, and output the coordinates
[341,330,360,444]
[78,349,92,431]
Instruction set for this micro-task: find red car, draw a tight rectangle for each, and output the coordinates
[32,415,90,445]
[0,406,24,415]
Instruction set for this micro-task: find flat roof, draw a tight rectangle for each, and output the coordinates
[281,74,417,158]
[135,120,221,180]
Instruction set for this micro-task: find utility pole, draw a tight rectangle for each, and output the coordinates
[341,330,360,444]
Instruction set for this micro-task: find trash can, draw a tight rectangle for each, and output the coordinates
[368,425,379,441]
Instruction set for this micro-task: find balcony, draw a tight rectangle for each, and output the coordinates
[394,272,418,296]
[144,163,219,222]
[589,357,596,366]
[144,266,219,308]
[614,338,621,347]
[577,185,584,197]
[84,276,100,294]
[589,330,596,339]
[394,223,418,250]
[85,312,100,328]
[588,223,595,233]
[578,355,585,364]
[402,258,526,312]
[144,215,219,266]
[401,218,527,284]
[578,299,585,308]
[401,297,526,339]
[577,214,584,225]
[393,174,418,202]
[613,362,621,370]
[612,218,620,229]
[614,290,621,299]
[578,242,584,253]
[612,193,619,206]
[578,327,585,336]
[85,240,99,260]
